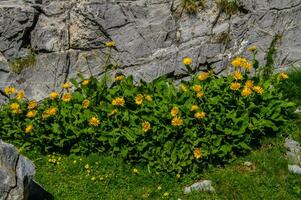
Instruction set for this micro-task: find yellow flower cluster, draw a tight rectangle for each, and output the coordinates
[233,71,243,80]
[10,103,21,114]
[28,100,37,110]
[135,94,144,105]
[194,112,206,119]
[16,90,25,101]
[198,72,209,81]
[112,97,125,106]
[115,75,124,81]
[231,57,252,71]
[193,85,202,92]
[82,99,90,109]
[48,154,62,165]
[85,164,92,173]
[241,87,252,97]
[171,116,183,126]
[194,148,202,159]
[145,95,152,102]
[142,121,151,132]
[62,93,72,102]
[26,110,37,118]
[42,107,57,119]
[230,82,241,91]
[171,107,179,117]
[190,104,199,112]
[4,86,16,95]
[89,116,100,126]
[252,86,264,94]
[279,72,289,80]
[180,84,188,92]
[25,124,33,133]
[49,92,59,100]
[230,79,263,96]
[61,82,71,89]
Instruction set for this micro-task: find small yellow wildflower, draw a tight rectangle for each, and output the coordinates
[194,148,202,159]
[10,103,20,111]
[247,45,257,52]
[142,121,151,132]
[26,110,36,118]
[279,72,289,80]
[170,107,179,117]
[82,99,90,109]
[233,71,243,80]
[89,116,100,126]
[182,57,192,65]
[115,75,124,81]
[27,100,37,110]
[112,97,125,106]
[133,168,139,174]
[16,90,25,101]
[198,72,209,81]
[4,86,16,95]
[193,85,202,92]
[135,94,144,105]
[62,93,72,102]
[253,86,264,94]
[49,91,59,100]
[82,79,90,86]
[42,107,57,119]
[145,95,152,102]
[25,124,33,133]
[196,92,205,98]
[231,57,252,71]
[245,80,254,88]
[230,82,241,91]
[105,41,116,47]
[190,104,199,112]
[180,84,188,92]
[171,116,183,126]
[241,87,252,97]
[194,112,206,119]
[61,82,71,89]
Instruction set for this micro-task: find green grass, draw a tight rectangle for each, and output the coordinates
[281,67,301,106]
[24,136,301,200]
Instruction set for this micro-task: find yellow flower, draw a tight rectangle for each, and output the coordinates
[108,109,118,116]
[115,75,124,81]
[194,112,206,119]
[62,93,72,102]
[26,110,36,118]
[198,72,209,81]
[27,100,37,110]
[133,168,139,174]
[180,84,188,92]
[245,80,254,89]
[194,148,202,159]
[61,82,71,89]
[89,116,100,126]
[193,85,202,92]
[105,41,116,47]
[171,116,183,126]
[241,87,252,97]
[253,86,264,94]
[25,124,33,133]
[170,107,179,117]
[279,72,289,80]
[145,95,152,102]
[247,45,257,52]
[42,107,57,119]
[233,71,243,80]
[4,86,16,95]
[82,99,90,108]
[163,192,169,197]
[112,97,125,106]
[190,104,199,112]
[196,92,205,98]
[16,90,25,101]
[230,82,241,91]
[231,57,252,71]
[135,94,144,105]
[82,79,90,86]
[142,121,151,132]
[182,57,192,65]
[49,92,59,100]
[10,103,20,111]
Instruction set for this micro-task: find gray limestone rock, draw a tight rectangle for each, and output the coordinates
[184,180,215,194]
[288,164,301,175]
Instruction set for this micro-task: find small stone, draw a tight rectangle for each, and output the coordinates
[287,151,301,165]
[285,138,301,154]
[184,180,215,194]
[288,165,301,175]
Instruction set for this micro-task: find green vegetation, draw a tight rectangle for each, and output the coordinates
[280,67,301,106]
[8,51,36,74]
[181,0,206,14]
[216,0,241,15]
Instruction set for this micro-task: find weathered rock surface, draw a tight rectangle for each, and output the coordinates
[0,140,35,200]
[0,0,301,100]
[285,138,301,175]
[184,180,215,194]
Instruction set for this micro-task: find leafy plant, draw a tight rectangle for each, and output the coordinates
[181,0,206,14]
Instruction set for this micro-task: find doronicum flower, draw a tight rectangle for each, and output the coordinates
[135,94,144,105]
[82,79,90,86]
[247,45,257,52]
[115,75,124,81]
[245,80,254,88]
[145,95,152,102]
[49,92,59,100]
[61,82,71,89]
[25,124,33,133]
[231,57,252,71]
[10,103,20,111]
[279,72,289,80]
[233,71,243,80]
[198,72,208,81]
[26,110,37,118]
[4,86,16,95]
[197,92,205,98]
[62,93,72,102]
[193,85,202,92]
[89,116,100,126]
[194,112,206,119]
[230,82,241,91]
[190,104,199,112]
[112,97,125,106]
[253,86,264,94]
[16,90,25,101]
[82,99,90,109]
[28,100,37,110]
[105,41,116,47]
[241,87,252,97]
[42,107,57,119]
[171,116,183,126]
[182,57,192,65]
[170,107,179,117]
[142,121,151,132]
[194,148,202,159]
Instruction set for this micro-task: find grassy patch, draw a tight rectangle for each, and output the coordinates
[8,51,36,74]
[216,0,241,15]
[25,137,301,200]
[280,67,301,106]
[181,0,206,14]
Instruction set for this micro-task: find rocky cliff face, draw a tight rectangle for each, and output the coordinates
[0,0,301,101]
